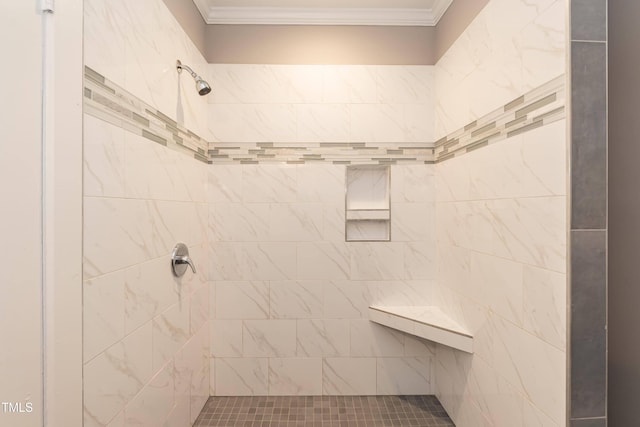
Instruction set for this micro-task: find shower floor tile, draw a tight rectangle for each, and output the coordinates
[193,395,455,427]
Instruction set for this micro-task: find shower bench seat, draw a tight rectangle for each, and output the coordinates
[368,305,473,354]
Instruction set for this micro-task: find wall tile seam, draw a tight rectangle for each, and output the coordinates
[570,40,607,43]
[434,242,567,275]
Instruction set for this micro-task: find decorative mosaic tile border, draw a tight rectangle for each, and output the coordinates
[434,75,566,163]
[209,142,435,165]
[83,66,210,163]
[84,66,565,166]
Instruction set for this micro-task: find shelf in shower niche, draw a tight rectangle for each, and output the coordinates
[346,209,390,220]
[368,305,473,354]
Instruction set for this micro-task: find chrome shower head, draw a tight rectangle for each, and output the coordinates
[176,59,211,96]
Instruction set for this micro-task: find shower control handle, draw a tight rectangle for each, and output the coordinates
[174,255,196,273]
[171,243,197,277]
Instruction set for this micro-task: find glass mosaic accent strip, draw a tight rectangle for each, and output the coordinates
[84,66,564,166]
[434,75,566,163]
[83,66,210,163]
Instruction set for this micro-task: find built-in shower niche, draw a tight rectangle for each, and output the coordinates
[345,165,390,242]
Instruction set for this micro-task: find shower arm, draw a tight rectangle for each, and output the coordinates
[176,60,198,79]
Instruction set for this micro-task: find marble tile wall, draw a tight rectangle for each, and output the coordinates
[435,0,566,139]
[83,0,210,425]
[85,0,212,140]
[433,0,568,426]
[207,64,434,147]
[208,163,437,396]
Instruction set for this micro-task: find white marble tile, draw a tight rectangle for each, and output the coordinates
[323,281,372,319]
[488,197,566,273]
[83,197,152,279]
[404,242,436,280]
[210,319,243,357]
[141,201,195,258]
[490,314,565,424]
[376,357,431,395]
[322,65,378,104]
[468,122,567,201]
[84,0,128,87]
[297,319,350,357]
[518,0,566,91]
[466,355,524,427]
[189,326,210,423]
[209,64,298,104]
[83,114,126,198]
[373,280,432,307]
[124,256,179,335]
[242,164,297,203]
[296,104,350,143]
[124,359,174,426]
[209,104,297,143]
[523,398,560,427]
[152,301,190,371]
[122,131,178,201]
[296,164,345,204]
[269,203,323,242]
[243,242,297,280]
[208,165,243,203]
[349,320,405,357]
[214,358,268,396]
[322,203,346,242]
[349,243,405,280]
[350,104,407,143]
[470,252,524,327]
[391,203,434,242]
[243,320,297,357]
[190,284,209,335]
[208,242,244,281]
[404,335,436,358]
[297,242,350,280]
[215,281,269,319]
[106,410,125,427]
[270,281,323,319]
[209,203,270,242]
[435,156,472,203]
[268,358,322,395]
[323,358,376,395]
[83,323,152,427]
[174,328,207,426]
[163,397,189,427]
[391,165,435,203]
[404,104,435,142]
[523,266,566,350]
[83,271,125,363]
[377,66,434,104]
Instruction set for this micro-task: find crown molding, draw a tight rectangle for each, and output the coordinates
[194,0,453,26]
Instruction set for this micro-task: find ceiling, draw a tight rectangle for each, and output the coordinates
[192,0,453,26]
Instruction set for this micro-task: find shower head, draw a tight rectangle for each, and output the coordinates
[176,60,211,96]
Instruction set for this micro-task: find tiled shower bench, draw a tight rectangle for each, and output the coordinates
[369,305,474,354]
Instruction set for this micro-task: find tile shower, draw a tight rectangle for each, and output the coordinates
[82,0,567,426]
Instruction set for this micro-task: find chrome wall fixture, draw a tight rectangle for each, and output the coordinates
[171,243,196,277]
[176,59,211,96]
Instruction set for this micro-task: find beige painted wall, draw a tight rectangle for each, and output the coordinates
[206,25,436,64]
[164,0,489,64]
[162,0,207,55]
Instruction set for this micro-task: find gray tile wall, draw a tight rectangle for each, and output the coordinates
[569,0,608,425]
